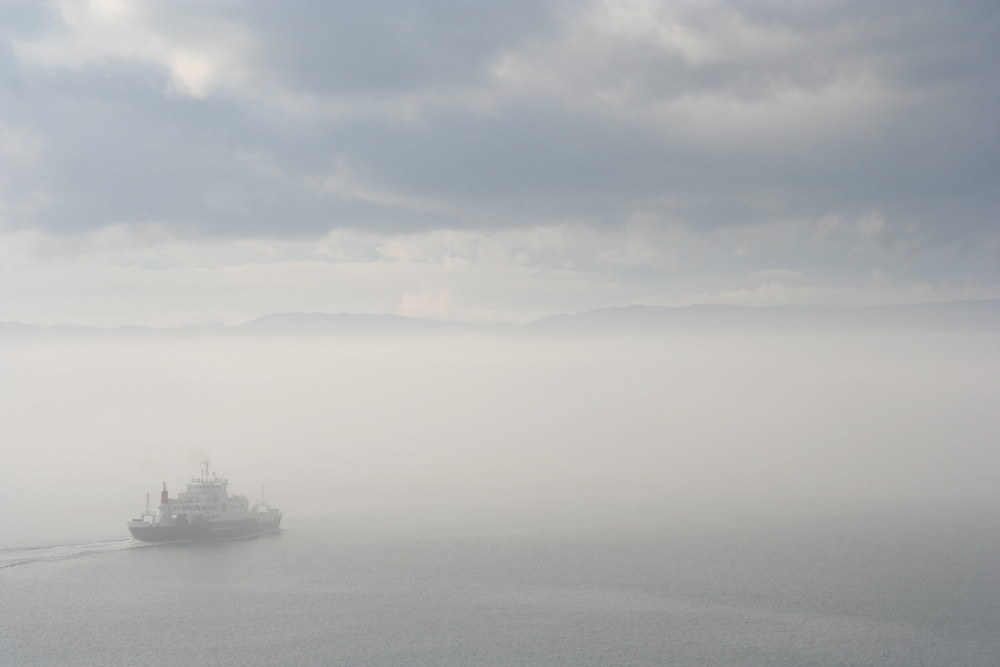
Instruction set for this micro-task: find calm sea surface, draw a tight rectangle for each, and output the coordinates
[3,506,999,666]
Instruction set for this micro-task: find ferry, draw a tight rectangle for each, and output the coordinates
[127,462,281,542]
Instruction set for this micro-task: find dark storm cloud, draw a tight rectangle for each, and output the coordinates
[1,0,997,266]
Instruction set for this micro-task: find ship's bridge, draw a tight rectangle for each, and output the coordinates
[175,461,232,504]
[141,461,264,528]
[184,479,228,494]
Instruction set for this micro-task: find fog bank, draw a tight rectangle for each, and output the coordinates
[1,330,996,542]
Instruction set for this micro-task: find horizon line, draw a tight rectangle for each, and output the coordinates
[3,297,999,331]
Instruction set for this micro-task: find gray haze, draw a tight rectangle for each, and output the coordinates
[2,328,996,543]
[2,6,998,662]
[0,2,997,541]
[1,1,998,325]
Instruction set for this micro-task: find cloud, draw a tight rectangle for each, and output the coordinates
[12,0,256,98]
[3,0,995,233]
[2,220,996,326]
[0,0,997,323]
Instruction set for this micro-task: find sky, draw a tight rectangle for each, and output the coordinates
[1,0,998,326]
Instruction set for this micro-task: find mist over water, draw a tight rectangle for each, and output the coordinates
[1,329,996,543]
[4,1,997,661]
[3,328,999,665]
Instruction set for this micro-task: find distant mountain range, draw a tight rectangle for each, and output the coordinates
[2,299,998,339]
[525,300,1000,333]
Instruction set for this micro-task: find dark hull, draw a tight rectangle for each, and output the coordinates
[128,517,282,542]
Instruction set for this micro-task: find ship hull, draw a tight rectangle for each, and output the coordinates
[128,517,282,542]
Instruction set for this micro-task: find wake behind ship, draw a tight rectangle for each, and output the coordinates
[127,462,281,542]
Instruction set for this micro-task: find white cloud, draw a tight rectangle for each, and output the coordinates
[495,0,863,103]
[3,222,997,327]
[13,0,255,98]
[398,287,456,320]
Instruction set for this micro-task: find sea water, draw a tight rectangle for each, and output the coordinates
[3,504,999,666]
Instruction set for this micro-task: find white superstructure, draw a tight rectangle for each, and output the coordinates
[127,461,282,541]
[155,461,252,525]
